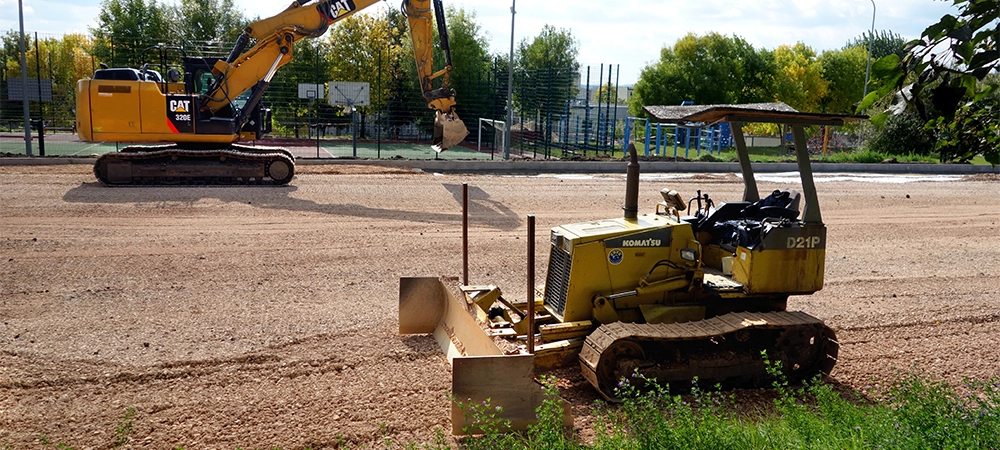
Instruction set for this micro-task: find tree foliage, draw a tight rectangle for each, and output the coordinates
[628,33,773,115]
[168,0,246,53]
[861,0,999,164]
[324,13,404,110]
[864,110,938,156]
[90,0,171,67]
[594,83,623,104]
[514,24,579,115]
[846,30,906,60]
[1,32,95,125]
[819,46,868,113]
[771,42,828,112]
[440,6,495,122]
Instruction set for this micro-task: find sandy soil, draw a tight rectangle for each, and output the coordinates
[1,164,998,449]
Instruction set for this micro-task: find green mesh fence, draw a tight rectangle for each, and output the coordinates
[2,32,626,159]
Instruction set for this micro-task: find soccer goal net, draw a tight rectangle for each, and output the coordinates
[478,118,506,153]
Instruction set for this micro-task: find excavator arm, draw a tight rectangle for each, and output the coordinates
[403,0,468,150]
[206,0,467,150]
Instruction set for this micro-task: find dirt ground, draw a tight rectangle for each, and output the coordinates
[1,163,998,449]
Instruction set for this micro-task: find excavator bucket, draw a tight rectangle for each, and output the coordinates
[399,277,571,434]
[431,111,469,153]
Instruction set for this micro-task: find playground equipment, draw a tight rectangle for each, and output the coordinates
[624,115,732,158]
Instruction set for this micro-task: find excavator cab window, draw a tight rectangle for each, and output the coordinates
[93,68,142,81]
[231,91,251,111]
[194,71,213,95]
[182,56,218,96]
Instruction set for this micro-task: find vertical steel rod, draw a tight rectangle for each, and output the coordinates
[526,214,535,354]
[462,182,469,286]
[17,0,31,156]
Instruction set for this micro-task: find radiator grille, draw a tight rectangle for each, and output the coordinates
[543,245,572,315]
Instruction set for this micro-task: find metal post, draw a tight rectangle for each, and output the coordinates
[526,214,535,354]
[792,125,822,224]
[605,65,613,153]
[622,117,631,150]
[596,64,603,152]
[34,32,45,156]
[315,43,320,157]
[611,64,620,153]
[462,182,469,286]
[584,66,590,152]
[352,107,358,158]
[17,0,31,156]
[504,0,515,160]
[731,121,760,202]
[643,119,651,156]
[377,43,382,158]
[656,123,662,156]
[863,0,876,101]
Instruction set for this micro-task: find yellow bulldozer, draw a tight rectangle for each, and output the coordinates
[400,103,865,434]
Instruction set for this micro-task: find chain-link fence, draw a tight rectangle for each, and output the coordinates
[2,32,628,159]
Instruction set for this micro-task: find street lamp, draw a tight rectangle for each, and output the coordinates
[504,0,515,160]
[862,0,876,101]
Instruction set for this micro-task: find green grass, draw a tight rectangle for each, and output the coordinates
[453,360,1000,450]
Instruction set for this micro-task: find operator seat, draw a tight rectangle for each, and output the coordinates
[742,189,801,220]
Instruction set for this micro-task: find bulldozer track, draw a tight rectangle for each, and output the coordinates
[94,144,295,186]
[579,311,838,400]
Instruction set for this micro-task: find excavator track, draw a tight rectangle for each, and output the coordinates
[579,311,838,401]
[94,144,295,186]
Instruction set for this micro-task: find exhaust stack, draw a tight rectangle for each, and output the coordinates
[623,143,640,220]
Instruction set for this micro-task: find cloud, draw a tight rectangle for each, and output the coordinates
[1,0,963,85]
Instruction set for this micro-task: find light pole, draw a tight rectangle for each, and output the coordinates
[18,0,31,156]
[862,0,876,101]
[504,0,515,160]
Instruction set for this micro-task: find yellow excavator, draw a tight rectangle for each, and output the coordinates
[77,0,468,185]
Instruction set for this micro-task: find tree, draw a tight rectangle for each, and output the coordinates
[325,13,401,104]
[628,33,774,115]
[846,30,906,60]
[1,33,95,126]
[593,83,622,104]
[771,42,828,112]
[514,24,580,116]
[733,40,776,104]
[90,0,171,67]
[168,0,246,54]
[819,46,868,113]
[862,0,998,164]
[440,6,494,123]
[321,11,415,138]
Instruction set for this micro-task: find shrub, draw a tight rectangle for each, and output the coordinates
[864,112,937,156]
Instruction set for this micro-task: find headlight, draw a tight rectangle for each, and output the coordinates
[680,248,698,261]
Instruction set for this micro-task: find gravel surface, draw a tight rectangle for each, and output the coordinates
[1,164,998,449]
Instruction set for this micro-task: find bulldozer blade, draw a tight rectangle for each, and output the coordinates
[399,276,502,360]
[399,277,572,434]
[431,111,469,153]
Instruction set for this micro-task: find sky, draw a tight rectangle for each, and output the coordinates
[2,0,963,85]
